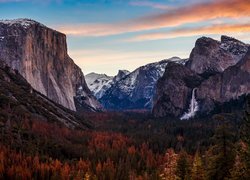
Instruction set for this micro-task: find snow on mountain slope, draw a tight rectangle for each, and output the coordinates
[100,57,187,110]
[85,70,130,99]
[85,73,113,99]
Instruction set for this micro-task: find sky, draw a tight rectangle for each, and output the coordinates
[0,0,250,75]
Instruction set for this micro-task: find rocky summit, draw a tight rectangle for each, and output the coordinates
[0,19,102,112]
[186,35,249,75]
[153,36,250,118]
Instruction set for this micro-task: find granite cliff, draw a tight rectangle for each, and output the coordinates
[0,19,102,111]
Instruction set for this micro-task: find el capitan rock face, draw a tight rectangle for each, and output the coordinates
[0,19,102,111]
[153,36,250,118]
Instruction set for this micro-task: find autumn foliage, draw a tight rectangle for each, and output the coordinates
[0,97,250,179]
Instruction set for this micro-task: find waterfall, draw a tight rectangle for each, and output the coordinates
[180,88,199,120]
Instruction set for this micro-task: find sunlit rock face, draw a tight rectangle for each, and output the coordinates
[153,36,250,118]
[0,19,102,111]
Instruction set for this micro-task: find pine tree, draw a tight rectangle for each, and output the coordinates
[229,153,248,180]
[206,115,235,180]
[236,95,250,179]
[191,151,205,180]
[176,151,191,180]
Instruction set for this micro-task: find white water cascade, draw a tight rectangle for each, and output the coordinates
[180,88,199,120]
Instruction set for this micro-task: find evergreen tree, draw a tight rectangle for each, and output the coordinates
[206,115,235,180]
[191,151,205,180]
[176,151,191,180]
[235,95,250,179]
[229,153,248,180]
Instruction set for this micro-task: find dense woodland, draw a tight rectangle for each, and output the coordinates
[0,95,249,179]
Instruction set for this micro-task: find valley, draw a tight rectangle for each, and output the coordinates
[0,18,249,179]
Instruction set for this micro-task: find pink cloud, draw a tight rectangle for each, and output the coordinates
[127,23,250,41]
[58,0,250,37]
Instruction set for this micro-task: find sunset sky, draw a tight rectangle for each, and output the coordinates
[0,0,250,75]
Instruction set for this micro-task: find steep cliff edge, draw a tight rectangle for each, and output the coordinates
[0,19,102,111]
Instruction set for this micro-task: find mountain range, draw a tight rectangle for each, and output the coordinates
[86,57,187,110]
[0,19,249,120]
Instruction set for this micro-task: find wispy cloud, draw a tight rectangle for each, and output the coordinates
[129,1,172,10]
[58,0,250,37]
[127,23,250,41]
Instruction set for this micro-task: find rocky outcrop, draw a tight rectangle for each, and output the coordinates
[0,19,102,111]
[152,62,203,117]
[186,35,248,75]
[100,57,187,110]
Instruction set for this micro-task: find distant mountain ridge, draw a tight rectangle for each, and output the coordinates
[85,70,130,99]
[87,57,187,110]
[0,18,102,112]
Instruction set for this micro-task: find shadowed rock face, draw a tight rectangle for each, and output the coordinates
[196,48,250,114]
[153,36,250,118]
[152,62,203,117]
[0,19,102,111]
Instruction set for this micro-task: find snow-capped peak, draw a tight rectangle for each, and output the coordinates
[85,70,130,99]
[85,73,113,99]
